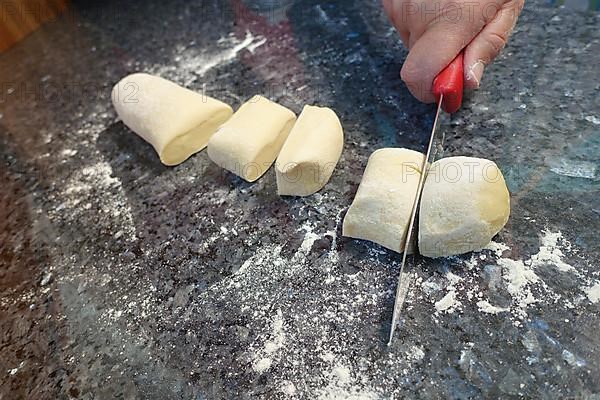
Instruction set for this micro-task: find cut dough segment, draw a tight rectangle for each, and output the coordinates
[343,148,425,252]
[276,105,344,196]
[111,73,233,166]
[418,156,510,258]
[207,95,297,182]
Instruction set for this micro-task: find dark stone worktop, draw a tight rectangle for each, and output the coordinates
[1,0,599,398]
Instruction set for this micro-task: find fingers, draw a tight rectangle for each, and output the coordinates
[463,0,524,89]
[383,0,410,46]
[401,11,485,103]
[382,0,395,19]
[388,0,522,103]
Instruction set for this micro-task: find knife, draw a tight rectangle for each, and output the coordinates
[387,51,464,346]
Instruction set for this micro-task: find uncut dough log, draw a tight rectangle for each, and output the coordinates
[343,148,426,252]
[418,156,510,258]
[276,105,344,196]
[111,73,233,166]
[207,95,296,182]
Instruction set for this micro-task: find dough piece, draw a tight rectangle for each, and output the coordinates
[207,95,297,182]
[343,148,426,252]
[276,105,344,196]
[111,73,233,166]
[418,156,510,258]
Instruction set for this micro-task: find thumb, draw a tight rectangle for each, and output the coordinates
[463,0,524,89]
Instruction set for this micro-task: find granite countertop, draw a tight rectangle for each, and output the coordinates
[1,0,599,399]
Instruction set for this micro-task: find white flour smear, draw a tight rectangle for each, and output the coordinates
[49,101,137,244]
[151,31,266,86]
[435,290,458,313]
[55,160,137,241]
[480,229,596,322]
[428,229,591,325]
[477,300,509,314]
[550,159,597,179]
[584,283,600,303]
[433,271,463,314]
[187,219,389,398]
[252,309,286,374]
[585,115,600,125]
[317,364,381,400]
[54,166,593,400]
[498,257,540,314]
[530,230,574,272]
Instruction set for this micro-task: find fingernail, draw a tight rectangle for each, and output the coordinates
[467,61,485,88]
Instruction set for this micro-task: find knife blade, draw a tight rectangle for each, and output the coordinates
[387,52,464,346]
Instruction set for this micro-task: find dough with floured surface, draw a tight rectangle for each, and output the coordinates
[276,105,343,196]
[111,73,233,166]
[207,95,296,182]
[418,156,510,258]
[343,148,425,253]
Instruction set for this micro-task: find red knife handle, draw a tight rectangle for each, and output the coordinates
[433,52,464,113]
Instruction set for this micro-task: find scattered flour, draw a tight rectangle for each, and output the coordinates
[446,271,463,286]
[500,258,540,297]
[332,365,352,384]
[191,216,391,397]
[407,345,425,361]
[550,159,597,179]
[247,37,268,53]
[152,32,266,85]
[584,283,600,303]
[435,291,458,313]
[464,255,478,270]
[191,32,263,76]
[494,253,541,320]
[484,229,590,320]
[58,161,137,241]
[477,300,509,314]
[254,358,272,374]
[252,309,286,374]
[584,115,600,125]
[234,255,255,276]
[320,351,336,363]
[60,148,78,157]
[433,271,463,313]
[562,349,587,368]
[7,362,25,376]
[298,223,320,255]
[317,363,381,400]
[281,381,297,396]
[485,241,510,257]
[228,244,283,286]
[530,230,574,272]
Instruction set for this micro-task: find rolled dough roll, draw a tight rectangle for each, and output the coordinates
[276,105,344,196]
[418,156,510,258]
[207,95,297,182]
[111,73,233,166]
[343,148,426,252]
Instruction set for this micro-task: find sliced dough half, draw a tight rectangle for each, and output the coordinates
[418,156,510,258]
[343,148,425,252]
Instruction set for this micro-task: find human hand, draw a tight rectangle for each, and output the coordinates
[383,0,524,103]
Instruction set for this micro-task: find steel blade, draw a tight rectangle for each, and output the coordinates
[387,94,444,346]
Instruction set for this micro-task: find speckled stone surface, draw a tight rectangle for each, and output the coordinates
[1,1,599,399]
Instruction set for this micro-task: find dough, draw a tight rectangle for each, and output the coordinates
[276,105,344,196]
[207,95,297,182]
[343,148,426,252]
[418,156,510,258]
[111,73,233,166]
